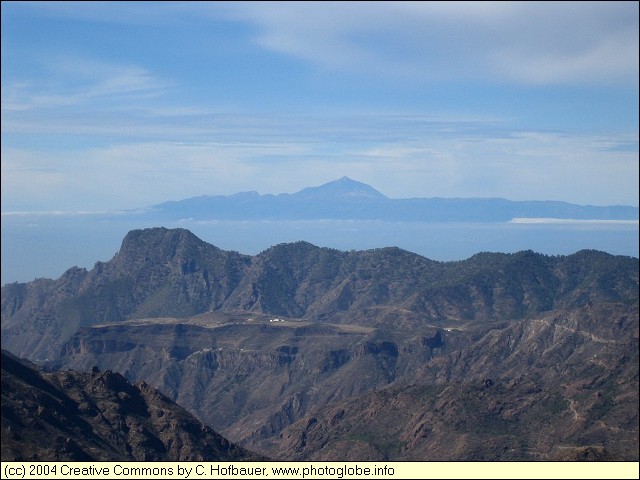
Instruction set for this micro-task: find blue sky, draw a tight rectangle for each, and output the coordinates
[2,1,638,212]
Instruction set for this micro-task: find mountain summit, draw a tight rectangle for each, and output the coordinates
[291,177,387,200]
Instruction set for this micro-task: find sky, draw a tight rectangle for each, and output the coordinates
[2,1,639,213]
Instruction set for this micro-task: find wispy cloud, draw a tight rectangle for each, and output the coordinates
[2,56,168,114]
[9,2,637,86]
[225,1,638,85]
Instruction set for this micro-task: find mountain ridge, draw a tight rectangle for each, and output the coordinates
[3,227,638,362]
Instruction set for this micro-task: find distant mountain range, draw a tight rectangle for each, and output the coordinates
[144,177,639,222]
[2,227,638,460]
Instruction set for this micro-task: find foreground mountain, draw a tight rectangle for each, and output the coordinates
[1,350,263,461]
[147,177,639,222]
[1,227,638,460]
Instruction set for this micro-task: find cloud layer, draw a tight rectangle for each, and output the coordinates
[228,1,639,85]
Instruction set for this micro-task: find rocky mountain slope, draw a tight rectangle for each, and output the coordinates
[1,227,638,460]
[1,350,263,461]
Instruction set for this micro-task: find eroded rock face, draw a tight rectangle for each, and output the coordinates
[0,350,264,461]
